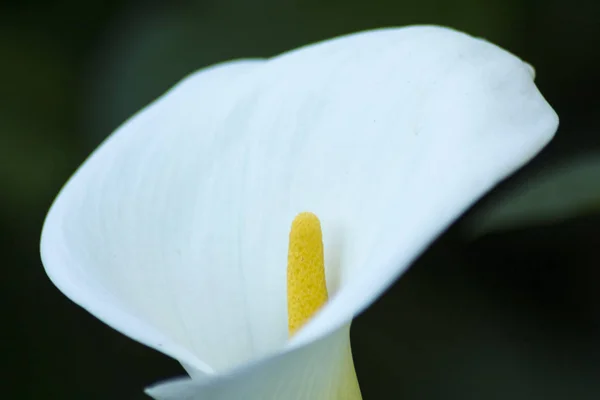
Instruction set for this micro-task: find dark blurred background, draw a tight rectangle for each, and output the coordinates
[2,0,599,399]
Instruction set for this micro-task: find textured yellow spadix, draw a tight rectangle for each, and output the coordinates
[287,212,328,336]
[286,212,363,400]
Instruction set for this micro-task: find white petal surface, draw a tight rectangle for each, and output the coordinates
[146,325,360,400]
[41,25,558,395]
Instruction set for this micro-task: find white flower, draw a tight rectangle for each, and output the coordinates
[40,26,558,399]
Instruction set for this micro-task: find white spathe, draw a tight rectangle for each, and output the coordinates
[40,26,558,399]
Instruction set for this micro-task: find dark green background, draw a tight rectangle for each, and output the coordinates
[2,0,599,399]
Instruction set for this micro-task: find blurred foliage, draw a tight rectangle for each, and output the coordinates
[467,153,600,235]
[1,0,599,399]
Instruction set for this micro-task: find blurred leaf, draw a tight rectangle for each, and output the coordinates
[465,152,600,235]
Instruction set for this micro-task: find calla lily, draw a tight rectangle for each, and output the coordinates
[40,25,558,399]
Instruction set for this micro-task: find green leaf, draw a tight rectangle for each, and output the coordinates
[466,153,600,235]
